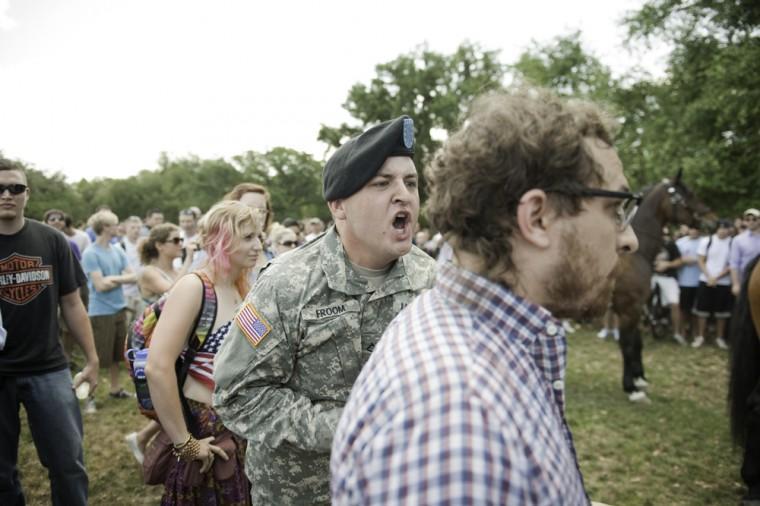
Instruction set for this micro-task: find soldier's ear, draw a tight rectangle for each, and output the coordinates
[327,199,347,221]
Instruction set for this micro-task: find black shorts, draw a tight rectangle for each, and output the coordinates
[693,282,734,319]
[679,286,698,313]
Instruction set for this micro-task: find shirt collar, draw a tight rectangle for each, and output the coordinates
[435,262,564,348]
[319,225,415,296]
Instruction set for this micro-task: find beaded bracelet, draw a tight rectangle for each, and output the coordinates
[172,435,201,462]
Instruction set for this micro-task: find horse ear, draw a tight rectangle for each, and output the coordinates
[674,167,683,185]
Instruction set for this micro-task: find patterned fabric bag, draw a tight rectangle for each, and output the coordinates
[124,271,217,420]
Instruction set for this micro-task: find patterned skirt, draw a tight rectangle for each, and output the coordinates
[161,399,251,506]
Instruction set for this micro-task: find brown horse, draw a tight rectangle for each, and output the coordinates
[611,169,714,401]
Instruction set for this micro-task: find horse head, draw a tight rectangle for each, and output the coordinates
[660,169,715,229]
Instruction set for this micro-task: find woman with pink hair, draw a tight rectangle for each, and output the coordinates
[145,200,258,504]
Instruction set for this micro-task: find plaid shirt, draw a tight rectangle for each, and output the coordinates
[331,263,589,505]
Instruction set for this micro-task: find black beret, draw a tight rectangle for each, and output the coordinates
[323,115,415,201]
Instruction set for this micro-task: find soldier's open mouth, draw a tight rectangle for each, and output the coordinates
[393,212,410,229]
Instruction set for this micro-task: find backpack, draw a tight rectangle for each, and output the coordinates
[124,271,217,421]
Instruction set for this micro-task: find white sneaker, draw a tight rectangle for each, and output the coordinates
[628,391,649,403]
[673,334,687,346]
[597,328,608,339]
[612,329,620,341]
[125,432,144,464]
[691,336,705,348]
[716,337,729,350]
[84,398,97,414]
[563,321,576,334]
[633,377,649,389]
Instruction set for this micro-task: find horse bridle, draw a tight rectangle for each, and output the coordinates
[666,182,700,222]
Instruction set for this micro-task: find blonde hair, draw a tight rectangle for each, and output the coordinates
[88,210,119,235]
[199,200,260,296]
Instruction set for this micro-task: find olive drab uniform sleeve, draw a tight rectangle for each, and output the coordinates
[213,271,342,453]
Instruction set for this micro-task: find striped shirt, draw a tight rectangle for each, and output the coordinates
[331,263,589,505]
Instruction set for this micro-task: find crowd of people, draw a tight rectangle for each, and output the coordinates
[597,211,760,350]
[1,86,758,505]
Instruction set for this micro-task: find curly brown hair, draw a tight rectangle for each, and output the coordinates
[425,88,618,280]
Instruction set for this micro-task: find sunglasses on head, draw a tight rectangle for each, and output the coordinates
[280,240,297,247]
[0,184,28,195]
[167,237,184,245]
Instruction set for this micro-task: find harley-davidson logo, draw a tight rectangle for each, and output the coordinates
[0,253,53,305]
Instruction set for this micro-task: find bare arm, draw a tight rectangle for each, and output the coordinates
[60,290,99,392]
[108,266,138,285]
[732,268,742,296]
[139,266,174,296]
[144,275,227,468]
[697,255,709,277]
[90,270,118,292]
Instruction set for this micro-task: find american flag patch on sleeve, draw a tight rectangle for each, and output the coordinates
[235,302,272,347]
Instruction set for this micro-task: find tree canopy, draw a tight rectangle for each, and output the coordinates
[5,4,758,224]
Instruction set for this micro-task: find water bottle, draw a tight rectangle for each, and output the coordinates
[127,348,153,411]
[132,349,149,380]
[73,372,90,400]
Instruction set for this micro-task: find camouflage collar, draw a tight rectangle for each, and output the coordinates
[320,226,414,297]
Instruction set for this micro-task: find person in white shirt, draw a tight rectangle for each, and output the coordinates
[120,216,143,322]
[693,219,734,349]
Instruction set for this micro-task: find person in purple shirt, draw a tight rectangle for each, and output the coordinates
[731,208,760,296]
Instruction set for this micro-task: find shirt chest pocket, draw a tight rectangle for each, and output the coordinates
[298,300,362,388]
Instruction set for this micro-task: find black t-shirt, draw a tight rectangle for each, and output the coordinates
[658,240,682,279]
[0,219,84,375]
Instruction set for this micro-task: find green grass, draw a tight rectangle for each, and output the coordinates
[17,327,742,505]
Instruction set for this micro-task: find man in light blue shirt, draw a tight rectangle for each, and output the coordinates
[81,210,136,412]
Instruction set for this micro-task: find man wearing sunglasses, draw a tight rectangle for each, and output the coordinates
[331,89,639,505]
[214,116,436,504]
[0,158,99,505]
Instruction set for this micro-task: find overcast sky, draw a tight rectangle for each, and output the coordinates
[0,0,668,182]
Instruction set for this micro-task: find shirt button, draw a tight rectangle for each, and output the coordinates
[552,380,564,390]
[546,323,558,336]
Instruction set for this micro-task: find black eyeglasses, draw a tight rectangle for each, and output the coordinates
[546,187,642,231]
[280,240,297,248]
[166,237,184,245]
[0,184,28,195]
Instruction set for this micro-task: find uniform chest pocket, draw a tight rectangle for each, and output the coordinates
[298,303,362,387]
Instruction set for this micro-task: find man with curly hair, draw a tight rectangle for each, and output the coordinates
[331,89,639,505]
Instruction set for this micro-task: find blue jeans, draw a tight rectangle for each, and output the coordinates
[0,368,88,506]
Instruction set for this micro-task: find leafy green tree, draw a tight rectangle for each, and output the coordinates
[25,168,88,223]
[510,32,616,103]
[319,42,505,198]
[233,147,326,222]
[622,0,760,215]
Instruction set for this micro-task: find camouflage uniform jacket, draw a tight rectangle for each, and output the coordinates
[213,226,436,505]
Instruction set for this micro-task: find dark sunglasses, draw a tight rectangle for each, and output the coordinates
[166,237,184,245]
[46,215,64,222]
[0,184,28,195]
[545,187,642,231]
[280,240,298,247]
